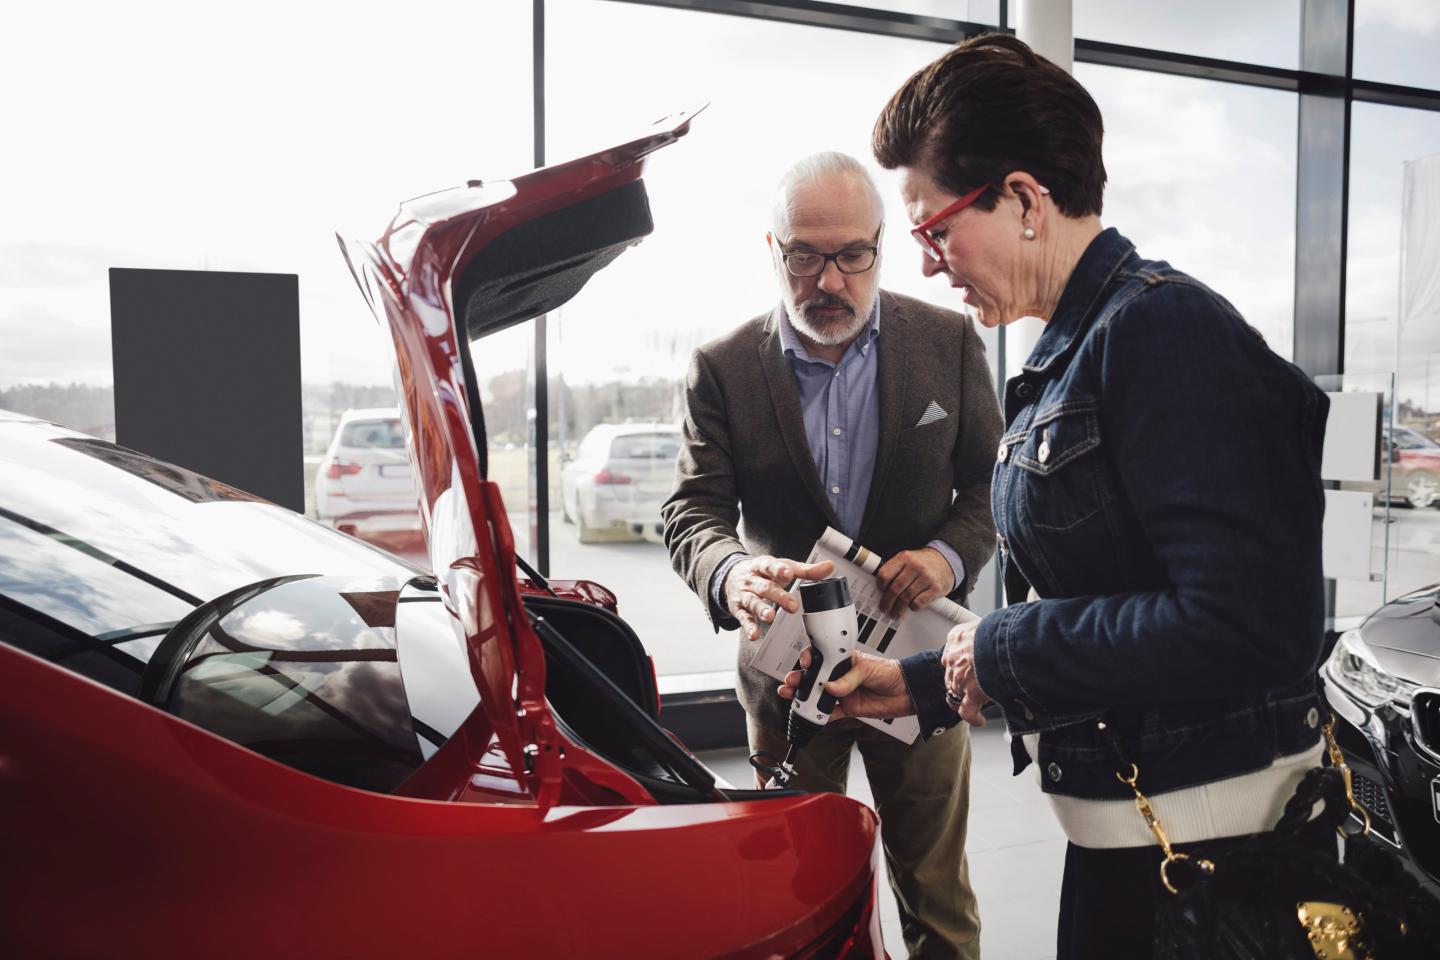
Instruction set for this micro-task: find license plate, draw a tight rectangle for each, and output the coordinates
[1432,778,1440,825]
[379,464,412,478]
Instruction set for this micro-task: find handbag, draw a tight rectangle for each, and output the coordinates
[1098,711,1440,960]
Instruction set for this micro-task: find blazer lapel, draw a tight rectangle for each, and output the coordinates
[859,292,909,539]
[758,306,843,529]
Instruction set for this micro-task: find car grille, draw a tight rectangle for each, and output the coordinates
[1413,691,1440,760]
[1350,771,1396,841]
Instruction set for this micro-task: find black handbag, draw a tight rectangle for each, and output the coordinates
[1099,714,1440,960]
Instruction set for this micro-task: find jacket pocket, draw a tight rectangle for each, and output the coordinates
[1011,400,1104,532]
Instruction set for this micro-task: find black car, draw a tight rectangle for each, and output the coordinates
[1323,585,1440,891]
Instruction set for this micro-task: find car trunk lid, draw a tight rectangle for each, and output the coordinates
[337,109,701,808]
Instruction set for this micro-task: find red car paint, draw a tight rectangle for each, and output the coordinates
[0,112,887,958]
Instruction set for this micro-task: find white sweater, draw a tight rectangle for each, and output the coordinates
[1021,733,1323,849]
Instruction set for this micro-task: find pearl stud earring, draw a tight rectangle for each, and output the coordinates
[1023,227,1036,240]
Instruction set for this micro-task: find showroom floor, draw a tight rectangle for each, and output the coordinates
[700,721,1065,960]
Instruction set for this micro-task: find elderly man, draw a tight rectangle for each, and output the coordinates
[662,152,1002,959]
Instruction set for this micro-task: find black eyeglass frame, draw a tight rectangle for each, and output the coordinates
[774,225,884,278]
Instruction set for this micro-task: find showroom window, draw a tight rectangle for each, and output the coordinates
[544,0,999,679]
[9,0,1440,673]
[1352,0,1440,93]
[1338,102,1440,618]
[1076,63,1298,357]
[0,0,533,558]
[1074,0,1300,70]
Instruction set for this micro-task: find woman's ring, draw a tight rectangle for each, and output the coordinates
[945,689,963,706]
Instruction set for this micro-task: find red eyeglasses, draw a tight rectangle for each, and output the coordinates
[910,184,990,262]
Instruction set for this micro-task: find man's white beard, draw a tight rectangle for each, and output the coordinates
[785,293,872,347]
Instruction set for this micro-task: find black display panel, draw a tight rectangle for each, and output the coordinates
[109,268,303,513]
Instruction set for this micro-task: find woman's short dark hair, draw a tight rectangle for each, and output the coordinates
[873,33,1106,217]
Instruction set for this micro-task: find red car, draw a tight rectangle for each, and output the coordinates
[0,112,885,958]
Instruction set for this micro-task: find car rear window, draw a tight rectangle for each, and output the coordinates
[149,575,431,793]
[341,419,405,449]
[609,433,680,460]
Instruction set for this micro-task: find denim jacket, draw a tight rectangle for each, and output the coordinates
[900,228,1330,800]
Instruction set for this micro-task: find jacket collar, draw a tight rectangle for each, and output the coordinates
[1022,227,1135,374]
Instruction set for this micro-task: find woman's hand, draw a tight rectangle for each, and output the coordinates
[941,620,991,727]
[777,649,916,720]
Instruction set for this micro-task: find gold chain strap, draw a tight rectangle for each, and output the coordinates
[1114,761,1216,894]
[1110,712,1370,897]
[1323,715,1371,837]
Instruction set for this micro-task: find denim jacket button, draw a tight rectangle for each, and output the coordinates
[1305,707,1320,729]
[1037,440,1051,463]
[1047,762,1063,782]
[997,442,1009,463]
[1016,381,1035,400]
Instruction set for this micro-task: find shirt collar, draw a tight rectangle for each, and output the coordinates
[1023,227,1135,374]
[779,296,882,364]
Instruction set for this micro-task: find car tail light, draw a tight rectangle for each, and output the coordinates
[790,877,881,960]
[326,461,364,479]
[593,469,631,485]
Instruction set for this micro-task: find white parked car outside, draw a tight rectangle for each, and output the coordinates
[561,422,681,543]
[314,408,419,540]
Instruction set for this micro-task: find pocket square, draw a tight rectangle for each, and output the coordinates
[914,400,949,427]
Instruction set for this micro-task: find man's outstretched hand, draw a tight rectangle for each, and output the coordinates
[725,556,835,640]
[777,648,916,720]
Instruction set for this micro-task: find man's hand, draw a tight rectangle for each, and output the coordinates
[941,620,991,727]
[875,547,956,620]
[725,556,835,641]
[777,649,915,720]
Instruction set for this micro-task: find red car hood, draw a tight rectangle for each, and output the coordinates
[338,108,701,808]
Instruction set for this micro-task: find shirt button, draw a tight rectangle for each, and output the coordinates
[1037,440,1051,463]
[1016,382,1035,400]
[832,427,843,436]
[997,442,1009,463]
[1305,707,1320,729]
[1047,762,1063,782]
[831,485,841,494]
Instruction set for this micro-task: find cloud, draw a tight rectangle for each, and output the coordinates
[0,244,122,289]
[0,304,113,387]
[1356,0,1440,35]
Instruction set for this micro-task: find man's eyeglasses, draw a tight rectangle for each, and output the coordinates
[910,183,990,262]
[776,228,882,278]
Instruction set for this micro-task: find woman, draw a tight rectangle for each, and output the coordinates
[780,33,1330,959]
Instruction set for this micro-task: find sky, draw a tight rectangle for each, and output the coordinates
[1,0,1438,410]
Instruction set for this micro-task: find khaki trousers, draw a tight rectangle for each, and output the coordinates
[749,715,981,960]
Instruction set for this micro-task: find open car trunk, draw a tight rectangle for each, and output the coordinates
[338,108,765,808]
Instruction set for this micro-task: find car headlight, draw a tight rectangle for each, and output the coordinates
[1325,628,1420,710]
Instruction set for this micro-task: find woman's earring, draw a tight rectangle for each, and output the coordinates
[1023,227,1036,240]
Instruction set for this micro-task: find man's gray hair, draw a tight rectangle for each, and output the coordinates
[771,151,885,237]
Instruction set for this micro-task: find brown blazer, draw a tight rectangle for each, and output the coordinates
[662,290,1003,728]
